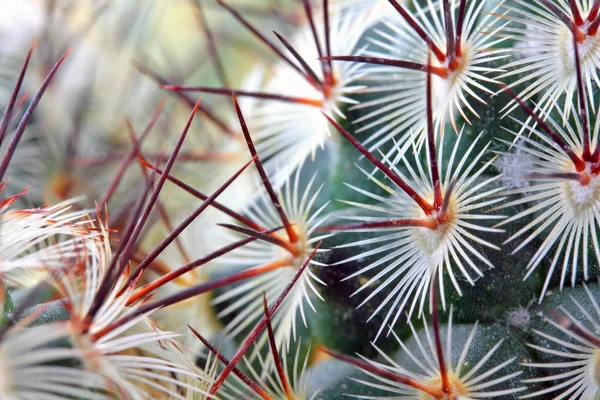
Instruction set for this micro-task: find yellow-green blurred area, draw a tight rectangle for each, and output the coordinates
[0,0,305,202]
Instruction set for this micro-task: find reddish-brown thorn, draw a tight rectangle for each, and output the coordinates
[107,164,164,231]
[455,0,467,57]
[79,150,241,166]
[127,226,282,305]
[323,0,333,77]
[442,0,455,59]
[0,49,70,182]
[132,60,237,137]
[546,309,600,348]
[430,280,450,395]
[191,0,230,87]
[321,56,449,78]
[301,0,326,79]
[426,52,443,210]
[129,254,285,308]
[131,134,192,266]
[387,0,446,61]
[569,0,584,26]
[0,41,35,149]
[272,30,322,88]
[123,154,257,289]
[588,11,600,36]
[438,179,456,223]
[500,84,586,172]
[219,223,300,256]
[85,166,158,325]
[263,294,294,400]
[97,240,311,343]
[117,99,200,278]
[539,0,585,41]
[233,94,299,243]
[216,0,310,80]
[208,243,321,396]
[139,158,265,231]
[0,185,28,209]
[323,348,442,398]
[321,111,434,214]
[317,218,437,232]
[528,172,590,185]
[98,99,166,209]
[572,30,592,161]
[188,326,274,400]
[588,0,600,22]
[163,85,322,108]
[589,12,600,36]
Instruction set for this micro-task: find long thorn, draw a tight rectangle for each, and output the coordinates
[188,326,274,400]
[572,34,592,161]
[163,85,322,107]
[216,0,310,80]
[0,49,70,182]
[588,0,600,22]
[131,135,192,266]
[139,158,265,232]
[439,179,456,222]
[98,246,303,341]
[430,281,450,395]
[127,241,287,305]
[539,0,584,40]
[500,84,586,171]
[323,0,333,77]
[208,244,321,395]
[318,218,437,232]
[568,0,584,26]
[0,41,35,148]
[273,30,322,87]
[263,294,294,400]
[546,309,600,348]
[322,111,434,214]
[129,226,281,303]
[426,51,443,210]
[525,172,584,182]
[301,0,326,78]
[321,56,448,77]
[117,100,200,274]
[124,154,256,287]
[132,60,237,137]
[98,99,166,209]
[323,348,442,398]
[387,0,446,61]
[442,0,455,59]
[233,94,299,243]
[219,223,299,256]
[455,0,467,57]
[588,11,600,35]
[85,166,157,324]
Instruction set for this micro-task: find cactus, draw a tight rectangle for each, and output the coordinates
[3,0,600,399]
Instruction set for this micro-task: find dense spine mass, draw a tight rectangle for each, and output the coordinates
[1,0,600,399]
